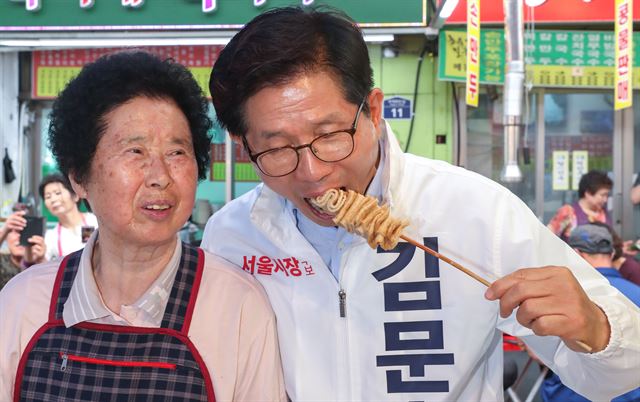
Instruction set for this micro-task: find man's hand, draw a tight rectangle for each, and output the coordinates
[24,235,46,265]
[485,266,610,353]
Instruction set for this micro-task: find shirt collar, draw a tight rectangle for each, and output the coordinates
[62,231,182,328]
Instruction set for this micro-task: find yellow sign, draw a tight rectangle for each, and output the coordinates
[466,0,480,107]
[552,151,570,191]
[614,0,633,110]
[571,151,589,191]
[33,66,213,99]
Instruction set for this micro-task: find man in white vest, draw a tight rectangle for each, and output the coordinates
[202,6,640,401]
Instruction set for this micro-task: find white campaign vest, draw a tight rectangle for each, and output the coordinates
[202,122,640,402]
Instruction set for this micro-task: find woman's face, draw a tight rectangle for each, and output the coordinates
[72,96,198,248]
[43,182,79,218]
[584,187,610,211]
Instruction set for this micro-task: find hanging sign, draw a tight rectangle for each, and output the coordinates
[439,28,640,89]
[465,0,480,107]
[383,96,412,120]
[0,0,427,30]
[614,0,633,110]
[571,151,589,191]
[31,46,223,99]
[552,151,570,191]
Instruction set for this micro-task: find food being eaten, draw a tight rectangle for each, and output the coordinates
[310,189,409,250]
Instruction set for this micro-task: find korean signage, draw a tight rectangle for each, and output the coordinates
[31,47,223,99]
[614,0,633,110]
[0,0,427,30]
[571,151,589,191]
[383,96,412,119]
[444,0,640,24]
[552,151,570,191]
[465,0,480,107]
[439,28,640,89]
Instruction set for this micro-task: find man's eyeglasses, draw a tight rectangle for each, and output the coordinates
[242,98,367,177]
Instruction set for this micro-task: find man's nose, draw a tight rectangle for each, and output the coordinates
[294,147,331,182]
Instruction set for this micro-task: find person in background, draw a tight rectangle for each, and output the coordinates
[547,170,613,241]
[39,173,98,261]
[630,173,640,205]
[0,210,46,289]
[0,51,285,401]
[604,223,640,286]
[541,224,640,402]
[201,7,640,401]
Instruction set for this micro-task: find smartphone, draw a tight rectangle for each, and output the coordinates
[81,226,95,243]
[19,216,45,246]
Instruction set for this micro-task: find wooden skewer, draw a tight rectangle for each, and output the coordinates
[398,233,593,353]
[399,234,491,287]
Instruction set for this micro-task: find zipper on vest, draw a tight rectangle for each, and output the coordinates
[59,352,177,370]
[61,353,68,371]
[338,289,346,317]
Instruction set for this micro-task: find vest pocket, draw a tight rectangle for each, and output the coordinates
[60,352,177,371]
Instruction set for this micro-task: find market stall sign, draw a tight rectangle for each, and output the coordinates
[444,0,640,24]
[1,0,427,30]
[465,0,480,107]
[614,0,633,110]
[438,28,640,89]
[31,46,223,99]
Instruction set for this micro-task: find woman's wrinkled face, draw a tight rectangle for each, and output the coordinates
[43,182,78,218]
[72,96,198,248]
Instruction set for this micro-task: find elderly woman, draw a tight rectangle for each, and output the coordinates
[39,173,98,261]
[547,170,613,241]
[0,52,285,401]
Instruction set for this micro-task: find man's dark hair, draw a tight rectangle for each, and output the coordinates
[49,51,212,184]
[209,6,373,137]
[578,170,613,198]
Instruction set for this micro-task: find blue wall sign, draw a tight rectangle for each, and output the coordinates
[383,96,412,120]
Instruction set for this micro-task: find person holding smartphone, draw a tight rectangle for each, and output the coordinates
[39,173,98,261]
[0,210,46,289]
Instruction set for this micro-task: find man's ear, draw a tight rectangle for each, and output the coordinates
[68,172,88,199]
[229,133,243,146]
[367,88,384,130]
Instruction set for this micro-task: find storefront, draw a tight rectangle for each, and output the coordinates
[0,0,449,223]
[439,0,640,239]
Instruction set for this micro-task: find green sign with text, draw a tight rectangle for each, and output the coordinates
[439,28,640,88]
[0,0,427,30]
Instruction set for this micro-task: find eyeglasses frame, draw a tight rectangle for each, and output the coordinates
[241,97,367,177]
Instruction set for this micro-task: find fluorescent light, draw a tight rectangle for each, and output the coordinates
[439,0,461,19]
[363,34,394,43]
[0,37,230,50]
